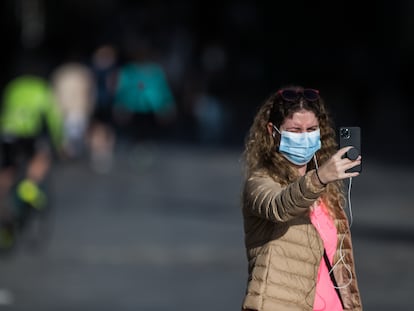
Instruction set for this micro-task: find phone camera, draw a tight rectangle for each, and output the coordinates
[340,128,350,139]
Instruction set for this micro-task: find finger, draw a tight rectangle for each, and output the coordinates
[337,164,360,178]
[336,156,357,170]
[336,146,356,158]
[344,171,360,179]
[343,159,361,172]
[336,153,362,168]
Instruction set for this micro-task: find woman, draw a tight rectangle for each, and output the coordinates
[241,86,363,311]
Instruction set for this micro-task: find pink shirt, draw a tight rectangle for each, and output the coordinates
[310,201,343,311]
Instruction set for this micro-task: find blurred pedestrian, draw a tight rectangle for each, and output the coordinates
[87,44,119,173]
[51,62,95,159]
[113,40,176,144]
[190,78,225,145]
[241,86,363,311]
[0,74,63,248]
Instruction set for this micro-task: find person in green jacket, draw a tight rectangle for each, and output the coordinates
[0,74,63,248]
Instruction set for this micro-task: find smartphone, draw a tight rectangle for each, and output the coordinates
[339,126,361,173]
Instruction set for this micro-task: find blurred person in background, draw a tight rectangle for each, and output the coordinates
[241,86,363,311]
[51,61,95,160]
[86,44,119,174]
[192,42,227,145]
[185,76,225,145]
[193,86,224,145]
[0,73,63,250]
[113,39,176,145]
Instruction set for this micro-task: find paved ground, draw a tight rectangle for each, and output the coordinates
[0,142,413,310]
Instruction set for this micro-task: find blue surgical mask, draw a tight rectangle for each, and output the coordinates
[273,126,321,165]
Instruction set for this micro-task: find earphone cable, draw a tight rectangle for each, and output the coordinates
[330,177,354,289]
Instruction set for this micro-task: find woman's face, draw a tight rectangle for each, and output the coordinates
[279,109,319,133]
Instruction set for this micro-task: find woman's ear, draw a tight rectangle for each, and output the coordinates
[267,122,275,136]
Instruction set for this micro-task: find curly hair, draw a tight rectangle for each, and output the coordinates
[243,86,346,212]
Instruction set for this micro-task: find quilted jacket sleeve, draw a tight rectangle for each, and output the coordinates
[243,169,325,222]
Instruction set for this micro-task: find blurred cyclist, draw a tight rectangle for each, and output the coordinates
[0,74,63,250]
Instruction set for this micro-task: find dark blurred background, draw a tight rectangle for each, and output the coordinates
[1,0,413,160]
[0,1,413,311]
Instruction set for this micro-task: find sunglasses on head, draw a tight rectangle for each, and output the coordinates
[277,88,320,102]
